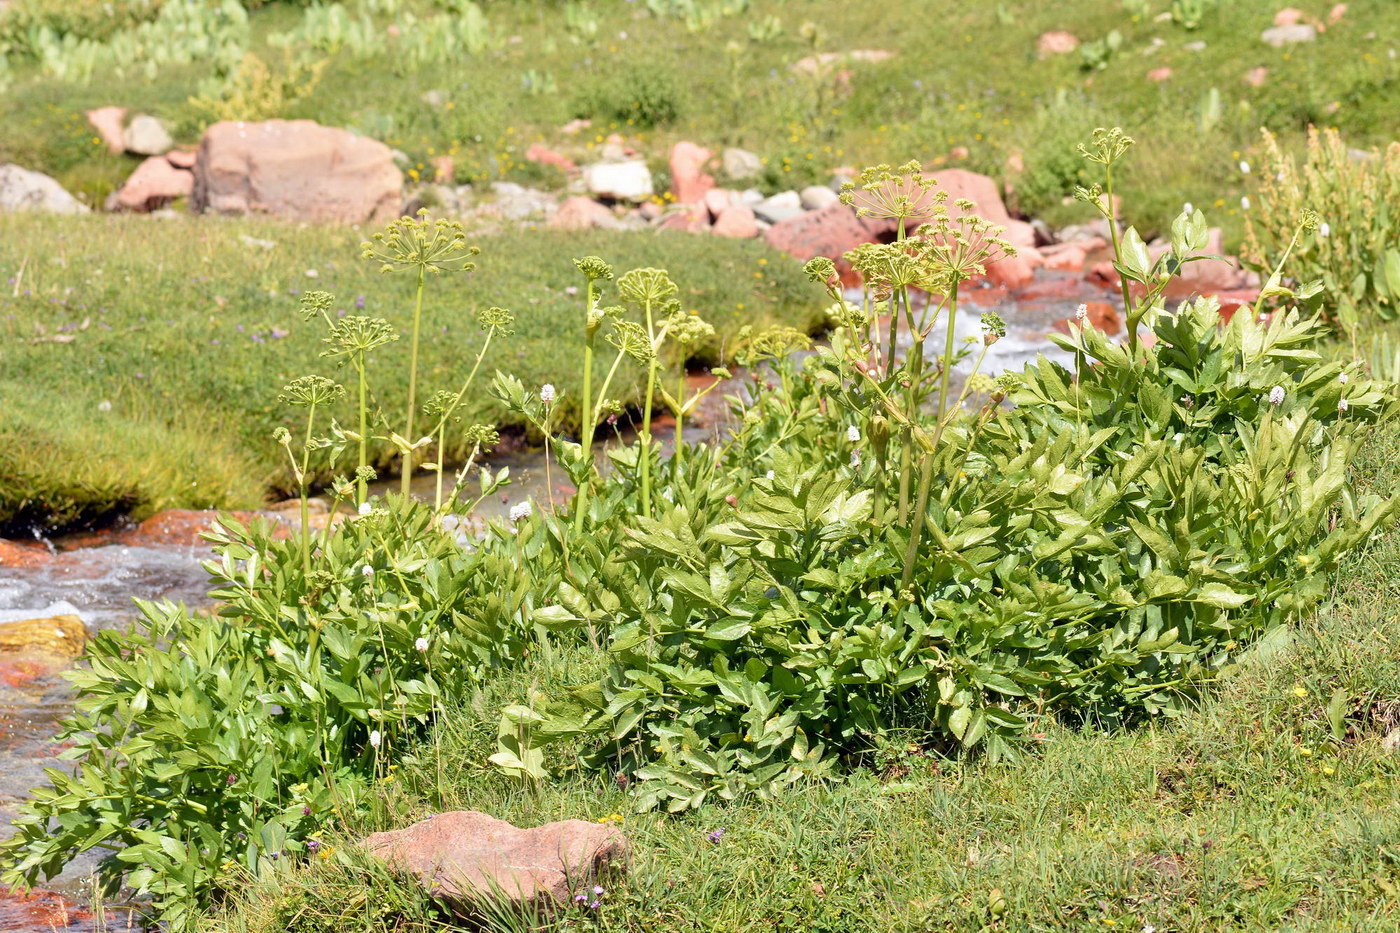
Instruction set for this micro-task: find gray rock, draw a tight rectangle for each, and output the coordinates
[799,185,839,211]
[753,190,803,224]
[722,146,762,181]
[123,114,172,156]
[738,188,764,206]
[487,181,557,221]
[0,164,89,214]
[583,159,654,202]
[1261,24,1316,47]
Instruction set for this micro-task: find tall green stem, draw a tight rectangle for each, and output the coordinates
[1104,164,1137,358]
[640,298,658,517]
[299,401,317,576]
[401,266,427,496]
[433,421,447,512]
[673,369,686,482]
[574,282,598,532]
[903,284,962,590]
[355,358,368,507]
[896,285,914,524]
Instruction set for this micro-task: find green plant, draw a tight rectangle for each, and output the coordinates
[572,63,682,129]
[1243,127,1400,336]
[1079,29,1122,71]
[190,50,328,123]
[1170,0,1208,30]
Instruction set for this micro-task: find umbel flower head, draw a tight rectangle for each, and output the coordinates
[1077,127,1136,166]
[617,268,678,306]
[361,210,480,274]
[423,390,460,421]
[476,306,516,335]
[574,256,615,282]
[299,290,336,321]
[981,312,1007,345]
[607,320,654,364]
[463,423,500,450]
[279,375,345,407]
[839,160,943,223]
[734,324,812,366]
[665,309,716,347]
[802,256,839,290]
[322,316,398,359]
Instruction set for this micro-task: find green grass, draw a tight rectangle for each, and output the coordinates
[5,0,1400,238]
[0,213,819,531]
[195,413,1400,933]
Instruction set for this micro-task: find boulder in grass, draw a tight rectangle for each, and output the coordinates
[721,146,762,181]
[192,120,403,224]
[1261,23,1316,45]
[549,196,621,231]
[669,141,714,205]
[123,114,173,156]
[1036,31,1080,57]
[582,159,654,202]
[712,203,758,238]
[0,164,88,214]
[106,155,193,212]
[86,107,127,154]
[364,811,628,915]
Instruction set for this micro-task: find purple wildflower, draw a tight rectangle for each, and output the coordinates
[706,827,725,844]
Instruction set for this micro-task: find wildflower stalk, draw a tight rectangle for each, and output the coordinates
[355,359,369,506]
[298,402,316,575]
[401,265,426,496]
[574,278,600,532]
[674,367,686,479]
[640,295,659,517]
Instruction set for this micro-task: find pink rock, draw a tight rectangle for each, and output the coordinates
[559,119,592,135]
[986,254,1034,290]
[948,146,971,161]
[703,187,734,218]
[764,203,885,286]
[712,204,758,238]
[669,141,714,205]
[86,107,127,155]
[364,811,628,913]
[1274,7,1304,26]
[638,201,662,221]
[1036,31,1080,57]
[106,155,193,212]
[1148,67,1173,83]
[431,155,454,184]
[1052,300,1122,336]
[525,143,577,175]
[192,120,402,224]
[1244,66,1269,87]
[166,149,197,169]
[1041,244,1087,273]
[657,208,710,233]
[1328,3,1346,25]
[548,196,617,230]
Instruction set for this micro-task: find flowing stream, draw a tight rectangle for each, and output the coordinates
[0,273,1101,928]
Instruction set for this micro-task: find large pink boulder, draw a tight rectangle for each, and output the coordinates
[669,141,715,205]
[192,120,402,224]
[526,143,577,175]
[713,203,758,238]
[106,155,193,212]
[549,196,619,231]
[364,811,628,913]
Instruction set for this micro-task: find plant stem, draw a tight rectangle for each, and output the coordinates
[674,368,686,481]
[640,298,658,517]
[299,402,317,576]
[433,421,447,512]
[1104,163,1137,358]
[401,265,427,496]
[574,283,598,532]
[355,357,369,507]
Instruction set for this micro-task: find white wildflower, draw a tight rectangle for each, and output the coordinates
[1339,372,1349,385]
[1319,222,1330,237]
[361,564,375,577]
[1182,201,1193,214]
[509,501,532,523]
[1338,397,1349,413]
[1075,303,1088,323]
[765,470,775,480]
[358,501,372,516]
[415,636,429,652]
[369,730,381,748]
[1241,196,1251,210]
[1269,385,1285,407]
[850,449,861,467]
[1239,160,1251,174]
[97,399,113,412]
[540,383,556,404]
[847,425,861,443]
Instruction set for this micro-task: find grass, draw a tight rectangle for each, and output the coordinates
[0,213,820,531]
[195,412,1400,933]
[4,0,1400,238]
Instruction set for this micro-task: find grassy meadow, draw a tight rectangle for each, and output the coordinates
[0,215,817,531]
[3,0,1400,236]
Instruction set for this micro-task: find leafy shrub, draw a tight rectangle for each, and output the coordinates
[1243,127,1400,335]
[572,63,683,129]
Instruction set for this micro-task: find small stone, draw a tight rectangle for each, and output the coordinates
[549,196,621,230]
[106,155,193,212]
[1244,66,1269,87]
[1036,31,1079,57]
[721,147,762,181]
[1148,67,1173,82]
[1261,23,1316,46]
[799,185,839,211]
[421,89,447,108]
[431,155,454,184]
[1273,7,1305,26]
[167,149,197,169]
[949,146,970,161]
[86,106,127,154]
[123,114,173,156]
[738,188,764,206]
[1184,41,1207,52]
[583,159,653,201]
[525,143,577,175]
[753,190,803,224]
[712,203,758,238]
[559,118,592,135]
[364,811,628,915]
[1328,3,1347,25]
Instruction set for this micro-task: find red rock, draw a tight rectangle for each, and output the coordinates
[1244,66,1269,87]
[657,208,710,233]
[166,149,197,169]
[1148,67,1173,83]
[1217,289,1261,321]
[948,145,970,161]
[1328,3,1347,25]
[986,254,1034,290]
[1037,31,1080,57]
[120,509,260,548]
[1041,244,1087,272]
[1153,227,1258,296]
[712,204,758,238]
[1274,7,1304,26]
[85,107,127,155]
[559,119,591,135]
[106,155,193,212]
[525,143,577,175]
[1015,276,1090,302]
[1052,301,1122,336]
[0,540,52,570]
[431,155,454,183]
[364,811,628,913]
[703,187,734,218]
[638,201,662,221]
[0,887,93,930]
[192,120,403,224]
[669,141,714,205]
[763,203,883,285]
